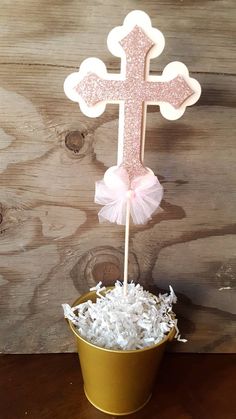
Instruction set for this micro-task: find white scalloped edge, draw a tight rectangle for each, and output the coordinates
[148,61,201,120]
[64,10,165,119]
[107,10,165,69]
[64,10,201,153]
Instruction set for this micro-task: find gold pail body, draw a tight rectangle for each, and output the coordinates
[68,290,174,416]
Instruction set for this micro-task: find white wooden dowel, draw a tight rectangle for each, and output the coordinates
[123,191,131,296]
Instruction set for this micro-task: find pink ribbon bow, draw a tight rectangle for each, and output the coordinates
[95,166,163,225]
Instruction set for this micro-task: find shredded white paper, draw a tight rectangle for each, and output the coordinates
[62,281,186,350]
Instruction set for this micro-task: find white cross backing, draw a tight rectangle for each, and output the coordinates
[64,10,201,183]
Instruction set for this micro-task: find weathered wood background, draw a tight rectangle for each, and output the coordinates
[0,1,235,353]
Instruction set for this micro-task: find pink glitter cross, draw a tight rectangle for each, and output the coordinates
[64,12,200,183]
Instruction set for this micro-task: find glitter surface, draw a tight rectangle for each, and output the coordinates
[75,25,194,180]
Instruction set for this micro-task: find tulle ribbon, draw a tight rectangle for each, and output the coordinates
[95,166,163,225]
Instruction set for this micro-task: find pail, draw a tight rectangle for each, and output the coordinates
[68,289,175,415]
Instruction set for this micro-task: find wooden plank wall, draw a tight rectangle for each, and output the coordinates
[0,1,235,353]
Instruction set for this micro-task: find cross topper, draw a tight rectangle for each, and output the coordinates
[64,10,201,183]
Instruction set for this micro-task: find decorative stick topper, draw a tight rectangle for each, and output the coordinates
[64,11,201,225]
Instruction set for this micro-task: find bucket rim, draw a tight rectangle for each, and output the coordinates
[67,288,176,353]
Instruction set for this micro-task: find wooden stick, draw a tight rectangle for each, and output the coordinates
[123,191,131,296]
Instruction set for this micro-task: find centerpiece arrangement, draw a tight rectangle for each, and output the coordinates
[62,10,201,415]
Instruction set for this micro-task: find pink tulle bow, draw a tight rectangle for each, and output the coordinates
[95,166,163,225]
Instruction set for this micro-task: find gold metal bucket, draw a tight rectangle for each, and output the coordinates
[68,289,175,416]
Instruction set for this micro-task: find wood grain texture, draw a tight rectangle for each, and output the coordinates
[0,1,236,353]
[1,353,236,419]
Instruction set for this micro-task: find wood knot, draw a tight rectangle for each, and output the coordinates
[70,246,140,293]
[0,213,2,224]
[65,131,84,153]
[92,262,121,285]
